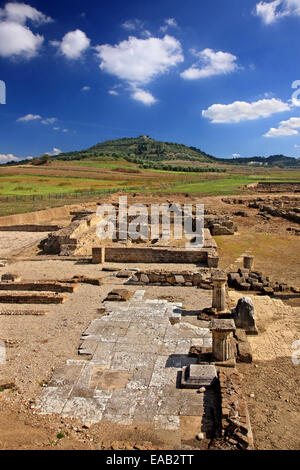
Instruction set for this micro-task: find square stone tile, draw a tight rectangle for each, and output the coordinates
[37,386,72,414]
[154,415,180,431]
[62,397,104,424]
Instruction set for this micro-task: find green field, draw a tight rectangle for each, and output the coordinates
[0,159,299,217]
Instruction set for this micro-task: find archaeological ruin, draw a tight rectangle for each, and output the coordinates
[0,192,299,451]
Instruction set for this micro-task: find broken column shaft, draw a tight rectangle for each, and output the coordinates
[212,272,227,312]
[243,255,254,270]
[210,319,236,362]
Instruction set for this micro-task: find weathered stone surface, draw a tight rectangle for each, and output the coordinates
[1,273,21,282]
[105,289,133,302]
[0,292,68,304]
[37,290,217,441]
[237,342,253,363]
[232,297,257,334]
[0,281,78,293]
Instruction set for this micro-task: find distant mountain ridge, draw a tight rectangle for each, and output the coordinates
[221,154,300,167]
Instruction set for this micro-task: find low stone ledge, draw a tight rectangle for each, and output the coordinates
[0,292,68,304]
[126,270,214,287]
[0,281,78,293]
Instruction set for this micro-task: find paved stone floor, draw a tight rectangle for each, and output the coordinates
[37,290,217,441]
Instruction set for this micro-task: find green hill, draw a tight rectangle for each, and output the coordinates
[54,135,217,164]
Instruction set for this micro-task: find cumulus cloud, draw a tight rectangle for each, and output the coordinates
[51,29,90,59]
[131,88,157,105]
[17,113,41,122]
[264,117,300,137]
[95,35,183,85]
[0,2,52,24]
[0,153,19,163]
[0,2,51,58]
[181,48,238,80]
[256,0,300,24]
[202,98,290,123]
[82,85,91,91]
[95,34,183,105]
[0,20,44,58]
[232,153,241,158]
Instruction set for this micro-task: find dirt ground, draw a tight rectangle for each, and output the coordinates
[0,192,299,450]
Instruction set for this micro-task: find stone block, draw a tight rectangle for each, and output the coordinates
[1,273,21,282]
[232,297,257,334]
[181,364,217,389]
[237,342,253,363]
[105,289,133,302]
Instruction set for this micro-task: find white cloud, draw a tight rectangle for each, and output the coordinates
[17,114,58,125]
[0,2,52,25]
[108,89,119,96]
[46,147,62,156]
[121,19,143,31]
[181,48,238,80]
[256,0,300,24]
[131,88,157,105]
[95,35,184,85]
[51,29,90,59]
[0,20,44,58]
[232,153,241,158]
[0,153,19,163]
[82,86,91,91]
[264,117,300,137]
[0,3,51,58]
[41,117,57,125]
[17,113,41,122]
[202,98,290,123]
[160,18,178,33]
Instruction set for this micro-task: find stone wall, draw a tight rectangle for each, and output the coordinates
[227,268,299,295]
[0,225,62,232]
[248,182,300,192]
[223,196,300,225]
[219,370,253,449]
[42,212,100,256]
[126,269,214,287]
[104,246,219,267]
[205,215,237,236]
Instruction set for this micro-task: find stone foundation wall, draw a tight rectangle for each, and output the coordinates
[219,370,252,449]
[0,225,62,232]
[249,182,300,192]
[104,246,218,266]
[0,292,68,304]
[42,213,100,256]
[227,268,299,294]
[127,269,214,287]
[223,196,300,225]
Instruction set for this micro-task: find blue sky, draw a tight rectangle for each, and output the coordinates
[0,0,300,163]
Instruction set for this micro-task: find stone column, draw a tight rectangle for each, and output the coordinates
[212,272,227,312]
[92,247,105,264]
[210,319,236,362]
[243,255,254,270]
